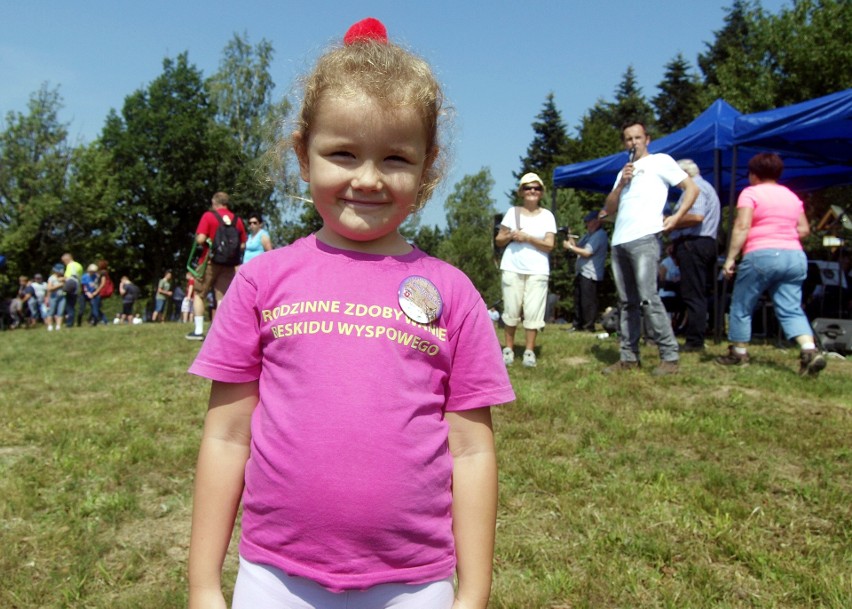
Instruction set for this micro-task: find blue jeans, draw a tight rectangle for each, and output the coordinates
[611,234,679,362]
[728,249,812,343]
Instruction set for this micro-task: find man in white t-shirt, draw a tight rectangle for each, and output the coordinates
[601,122,699,376]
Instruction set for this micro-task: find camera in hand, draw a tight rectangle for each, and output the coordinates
[557,226,580,239]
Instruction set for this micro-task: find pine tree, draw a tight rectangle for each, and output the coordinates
[513,93,572,201]
[653,53,705,134]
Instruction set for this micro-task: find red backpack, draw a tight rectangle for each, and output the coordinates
[100,273,115,298]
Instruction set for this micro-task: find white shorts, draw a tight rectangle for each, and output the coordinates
[181,297,191,314]
[232,556,455,609]
[501,271,549,330]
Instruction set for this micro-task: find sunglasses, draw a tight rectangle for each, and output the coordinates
[522,185,543,192]
[248,220,260,225]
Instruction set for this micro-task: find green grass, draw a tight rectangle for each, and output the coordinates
[1,322,850,608]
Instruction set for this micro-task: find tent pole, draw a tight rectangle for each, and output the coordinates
[717,145,739,345]
[712,148,722,343]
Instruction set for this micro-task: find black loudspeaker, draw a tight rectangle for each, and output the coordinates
[812,318,852,353]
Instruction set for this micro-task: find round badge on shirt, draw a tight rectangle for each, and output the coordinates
[398,276,443,324]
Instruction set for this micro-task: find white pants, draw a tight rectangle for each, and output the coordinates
[500,271,549,330]
[233,556,456,609]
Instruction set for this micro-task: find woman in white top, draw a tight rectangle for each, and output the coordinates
[494,173,557,368]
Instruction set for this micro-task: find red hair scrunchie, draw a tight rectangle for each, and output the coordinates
[344,17,388,45]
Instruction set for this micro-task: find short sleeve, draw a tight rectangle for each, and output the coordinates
[188,271,263,382]
[444,293,515,412]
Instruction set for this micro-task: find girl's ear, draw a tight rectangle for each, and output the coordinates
[293,132,310,182]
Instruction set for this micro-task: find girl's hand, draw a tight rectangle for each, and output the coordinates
[188,586,227,609]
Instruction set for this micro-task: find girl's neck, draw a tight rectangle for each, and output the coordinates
[316,227,413,256]
[520,202,541,213]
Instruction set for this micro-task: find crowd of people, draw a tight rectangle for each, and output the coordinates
[498,122,834,379]
[5,203,276,333]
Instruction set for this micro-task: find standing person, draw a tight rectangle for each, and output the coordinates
[152,269,173,322]
[600,121,699,376]
[716,152,826,376]
[79,264,100,325]
[669,159,721,352]
[242,212,274,264]
[119,276,141,323]
[494,172,556,367]
[45,263,66,331]
[181,271,195,323]
[61,253,83,327]
[564,210,608,332]
[186,192,247,340]
[30,273,47,322]
[21,276,39,327]
[187,18,514,609]
[90,260,113,325]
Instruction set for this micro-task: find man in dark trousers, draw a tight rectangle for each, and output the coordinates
[669,159,721,352]
[564,210,608,332]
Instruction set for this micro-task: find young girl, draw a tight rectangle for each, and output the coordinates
[188,18,514,609]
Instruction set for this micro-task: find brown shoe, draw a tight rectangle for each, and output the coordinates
[651,360,679,376]
[715,345,749,366]
[799,349,826,377]
[602,360,640,375]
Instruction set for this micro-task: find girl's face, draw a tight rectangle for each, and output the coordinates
[248,217,262,235]
[296,93,429,254]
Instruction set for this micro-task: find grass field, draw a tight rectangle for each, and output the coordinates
[1,320,850,608]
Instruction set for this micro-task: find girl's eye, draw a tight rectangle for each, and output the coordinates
[386,155,410,164]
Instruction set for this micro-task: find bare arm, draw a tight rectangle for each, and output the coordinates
[671,211,705,229]
[564,238,593,259]
[447,407,497,609]
[188,380,258,609]
[511,231,555,254]
[261,233,273,252]
[663,177,699,232]
[722,207,754,278]
[796,212,810,241]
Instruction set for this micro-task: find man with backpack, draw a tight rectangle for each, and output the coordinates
[186,191,246,340]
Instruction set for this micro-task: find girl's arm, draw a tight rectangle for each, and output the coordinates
[447,407,497,609]
[261,232,273,252]
[188,380,258,609]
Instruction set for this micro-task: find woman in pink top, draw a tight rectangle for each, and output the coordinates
[716,152,826,376]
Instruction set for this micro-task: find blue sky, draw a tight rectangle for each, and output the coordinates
[1,0,790,228]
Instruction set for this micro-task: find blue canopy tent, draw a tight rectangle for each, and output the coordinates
[729,88,852,193]
[552,90,852,199]
[552,99,741,196]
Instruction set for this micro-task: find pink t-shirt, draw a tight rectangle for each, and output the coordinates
[189,235,514,592]
[737,183,804,254]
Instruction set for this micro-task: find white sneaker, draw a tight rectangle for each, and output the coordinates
[47,325,54,332]
[502,347,514,366]
[522,349,537,368]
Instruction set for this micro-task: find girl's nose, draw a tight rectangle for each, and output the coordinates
[352,162,382,191]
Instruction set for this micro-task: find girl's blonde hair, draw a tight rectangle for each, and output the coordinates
[292,38,447,209]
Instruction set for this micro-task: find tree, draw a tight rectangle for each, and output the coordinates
[436,169,500,304]
[697,0,777,112]
[608,66,656,133]
[100,53,243,283]
[513,93,572,200]
[208,33,292,222]
[653,53,705,134]
[0,84,72,282]
[768,0,852,106]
